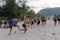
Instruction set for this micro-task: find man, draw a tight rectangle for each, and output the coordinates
[8,17,20,35]
[20,16,30,33]
[53,15,57,26]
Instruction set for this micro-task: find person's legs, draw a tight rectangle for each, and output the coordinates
[24,27,27,33]
[22,24,27,33]
[44,22,46,26]
[58,20,60,25]
[8,26,12,35]
[59,21,60,25]
[16,25,20,31]
[54,19,57,26]
[37,22,38,27]
[57,19,60,25]
[0,24,2,28]
[4,22,8,28]
[42,22,44,26]
[29,22,33,28]
[4,24,6,28]
[54,21,57,26]
[42,22,46,26]
[37,21,40,27]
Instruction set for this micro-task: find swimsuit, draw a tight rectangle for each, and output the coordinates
[37,20,40,24]
[22,24,26,28]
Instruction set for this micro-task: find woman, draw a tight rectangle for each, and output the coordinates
[41,17,46,26]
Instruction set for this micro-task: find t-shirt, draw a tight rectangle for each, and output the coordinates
[8,19,13,26]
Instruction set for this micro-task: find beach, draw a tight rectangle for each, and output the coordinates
[0,20,60,40]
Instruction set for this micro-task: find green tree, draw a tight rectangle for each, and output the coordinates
[27,10,35,18]
[5,0,16,18]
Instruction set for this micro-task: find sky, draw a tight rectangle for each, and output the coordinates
[26,0,60,13]
[0,0,60,14]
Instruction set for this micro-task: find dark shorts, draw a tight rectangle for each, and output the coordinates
[54,19,57,22]
[42,20,46,22]
[22,24,26,28]
[58,19,60,21]
[4,22,7,24]
[34,20,37,22]
[37,21,40,24]
[9,24,13,29]
[31,21,34,25]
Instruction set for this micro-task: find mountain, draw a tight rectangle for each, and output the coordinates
[37,7,60,17]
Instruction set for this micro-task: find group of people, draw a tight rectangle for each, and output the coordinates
[0,16,46,35]
[21,16,46,33]
[53,15,60,26]
[0,15,60,35]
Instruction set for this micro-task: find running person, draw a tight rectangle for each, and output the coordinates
[53,15,57,26]
[20,16,30,33]
[57,15,60,25]
[8,17,13,35]
[3,17,8,28]
[8,17,20,35]
[30,19,34,28]
[13,17,20,30]
[33,16,39,27]
[37,18,40,27]
[41,16,46,26]
[33,16,40,27]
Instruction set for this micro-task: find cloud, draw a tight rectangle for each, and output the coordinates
[26,0,60,13]
[16,0,60,13]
